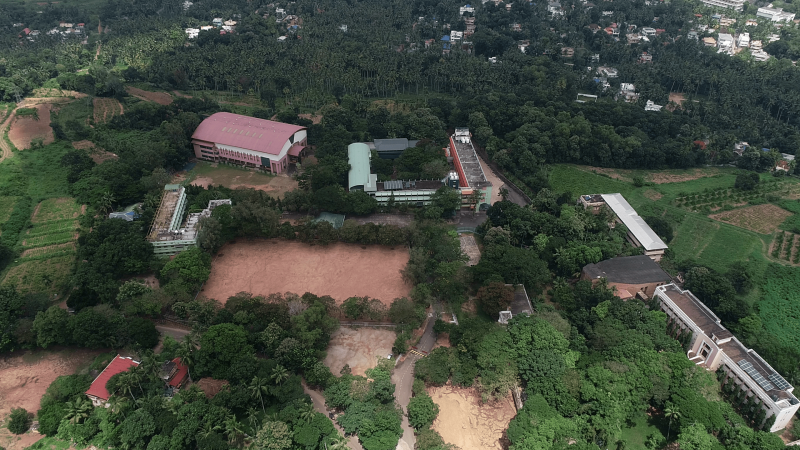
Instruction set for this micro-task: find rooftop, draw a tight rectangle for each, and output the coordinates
[660,285,797,403]
[583,255,671,284]
[191,112,305,156]
[509,284,533,316]
[451,128,490,189]
[348,143,376,192]
[85,355,139,401]
[601,193,668,251]
[374,138,419,152]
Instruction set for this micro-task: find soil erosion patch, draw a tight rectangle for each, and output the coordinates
[428,385,517,450]
[323,328,395,377]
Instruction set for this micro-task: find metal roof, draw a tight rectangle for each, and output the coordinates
[191,112,305,156]
[601,193,668,251]
[347,143,374,191]
[582,255,671,284]
[374,138,410,152]
[85,355,139,401]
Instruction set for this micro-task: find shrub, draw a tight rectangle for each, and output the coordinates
[7,407,30,434]
[407,394,439,430]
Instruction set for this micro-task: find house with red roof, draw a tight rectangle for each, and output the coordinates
[160,357,190,394]
[85,355,139,407]
[191,112,308,174]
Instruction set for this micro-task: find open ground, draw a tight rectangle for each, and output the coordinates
[428,386,517,450]
[575,165,726,184]
[189,162,298,198]
[323,328,395,377]
[0,349,103,420]
[709,204,793,235]
[72,140,118,164]
[202,240,411,303]
[8,104,54,150]
[125,86,173,105]
[459,234,481,266]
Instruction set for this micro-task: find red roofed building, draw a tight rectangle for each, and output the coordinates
[85,355,139,407]
[191,112,308,174]
[160,357,190,393]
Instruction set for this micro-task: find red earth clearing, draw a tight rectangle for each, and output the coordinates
[8,104,54,150]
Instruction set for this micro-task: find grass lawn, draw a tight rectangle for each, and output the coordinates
[620,412,666,449]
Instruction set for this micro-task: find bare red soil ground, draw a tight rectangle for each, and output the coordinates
[125,86,173,105]
[202,240,411,304]
[428,386,517,450]
[8,104,54,149]
[323,328,395,377]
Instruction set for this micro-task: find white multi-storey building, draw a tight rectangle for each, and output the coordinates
[655,284,800,432]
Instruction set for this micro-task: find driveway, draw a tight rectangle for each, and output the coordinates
[393,313,437,450]
[303,382,364,450]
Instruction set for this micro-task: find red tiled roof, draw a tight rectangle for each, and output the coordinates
[191,112,305,156]
[168,357,189,387]
[85,355,139,401]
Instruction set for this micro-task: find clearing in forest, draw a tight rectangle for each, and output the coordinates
[323,328,395,377]
[428,385,517,450]
[8,104,55,149]
[189,162,298,199]
[93,97,124,123]
[72,140,118,164]
[709,204,793,235]
[125,86,173,105]
[202,240,411,304]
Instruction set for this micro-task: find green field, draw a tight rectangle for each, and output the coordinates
[0,195,20,224]
[759,265,800,349]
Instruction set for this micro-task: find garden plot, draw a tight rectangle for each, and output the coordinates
[674,181,800,212]
[26,220,79,237]
[31,197,83,223]
[93,97,124,124]
[8,104,54,149]
[2,255,75,294]
[709,204,793,235]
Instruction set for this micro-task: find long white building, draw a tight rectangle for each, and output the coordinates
[700,0,744,10]
[655,284,800,432]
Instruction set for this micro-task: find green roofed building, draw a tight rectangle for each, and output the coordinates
[348,143,377,192]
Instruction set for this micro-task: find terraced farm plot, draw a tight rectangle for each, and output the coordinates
[2,255,74,294]
[26,220,78,237]
[20,242,76,259]
[22,231,76,248]
[31,197,83,223]
[674,181,800,211]
[93,97,124,124]
[709,204,792,235]
[0,196,20,224]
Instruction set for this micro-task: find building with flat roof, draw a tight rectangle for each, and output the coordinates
[757,6,796,22]
[448,128,493,209]
[700,0,744,11]
[579,193,668,261]
[191,112,307,174]
[655,284,800,432]
[581,255,671,299]
[372,138,419,159]
[147,185,231,256]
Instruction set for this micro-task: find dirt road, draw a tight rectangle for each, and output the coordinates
[393,313,437,450]
[0,108,15,163]
[302,382,364,450]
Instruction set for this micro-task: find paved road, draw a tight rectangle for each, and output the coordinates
[153,325,191,353]
[303,382,364,450]
[393,314,437,450]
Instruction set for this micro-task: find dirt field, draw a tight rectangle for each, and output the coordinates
[459,234,481,266]
[8,104,54,150]
[428,386,517,450]
[298,113,322,124]
[668,92,686,109]
[709,204,793,234]
[577,165,725,184]
[323,328,395,377]
[0,428,46,450]
[190,163,298,198]
[643,189,663,201]
[93,97,124,123]
[0,349,102,420]
[125,86,173,105]
[72,140,118,164]
[202,240,411,303]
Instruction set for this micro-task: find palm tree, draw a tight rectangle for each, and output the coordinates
[224,415,247,448]
[106,395,129,419]
[176,337,196,383]
[249,376,269,414]
[63,398,93,424]
[664,405,682,441]
[299,402,315,424]
[247,407,261,431]
[328,434,349,450]
[99,191,115,216]
[271,365,289,386]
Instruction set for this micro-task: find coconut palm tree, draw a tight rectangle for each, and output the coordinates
[106,395,129,419]
[328,434,349,450]
[176,337,197,383]
[249,376,269,414]
[271,364,289,386]
[664,405,682,441]
[247,407,261,431]
[299,402,315,424]
[224,415,247,448]
[63,398,93,424]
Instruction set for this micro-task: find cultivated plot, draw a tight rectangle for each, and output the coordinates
[709,204,792,235]
[428,385,517,450]
[323,328,395,377]
[93,97,124,124]
[8,104,54,150]
[125,86,173,105]
[31,197,83,223]
[202,240,411,303]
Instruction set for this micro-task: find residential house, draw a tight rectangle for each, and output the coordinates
[616,83,639,103]
[655,284,800,432]
[593,77,611,91]
[752,50,771,61]
[160,358,190,395]
[581,255,671,299]
[757,7,796,22]
[639,52,653,62]
[737,32,750,47]
[548,2,564,16]
[733,141,749,156]
[776,160,790,172]
[642,26,657,36]
[518,40,530,53]
[224,20,237,26]
[598,66,618,77]
[688,30,698,40]
[561,47,574,57]
[644,100,663,111]
[200,25,214,31]
[628,34,642,44]
[719,17,737,27]
[459,4,475,14]
[588,23,601,33]
[85,355,140,407]
[718,33,734,50]
[185,28,200,39]
[579,193,668,261]
[703,36,717,47]
[746,19,758,26]
[511,22,522,32]
[750,40,763,51]
[465,17,476,35]
[602,10,614,16]
[212,17,223,26]
[781,153,795,162]
[768,33,781,43]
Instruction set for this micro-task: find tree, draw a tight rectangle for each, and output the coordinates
[387,297,425,326]
[476,282,514,318]
[407,394,439,430]
[664,404,682,441]
[0,285,24,352]
[196,323,253,379]
[7,407,30,434]
[735,172,760,191]
[161,247,212,287]
[63,398,93,424]
[676,422,717,450]
[251,421,292,450]
[249,376,269,414]
[271,365,289,386]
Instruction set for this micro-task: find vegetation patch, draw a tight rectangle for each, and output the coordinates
[22,231,76,248]
[19,242,76,259]
[759,265,800,349]
[31,198,83,223]
[709,204,793,235]
[2,255,75,294]
[92,97,124,124]
[0,196,20,224]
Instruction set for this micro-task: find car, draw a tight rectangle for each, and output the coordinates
[387,353,393,359]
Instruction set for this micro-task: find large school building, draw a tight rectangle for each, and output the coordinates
[191,112,308,174]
